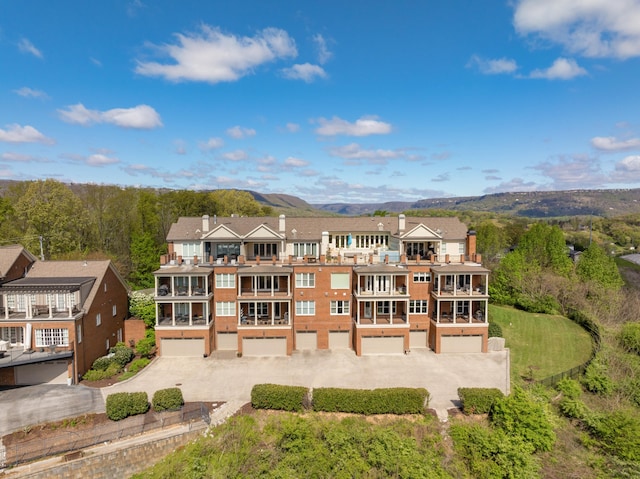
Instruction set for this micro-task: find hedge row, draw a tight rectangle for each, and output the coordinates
[250,384,430,415]
[458,388,504,414]
[251,383,308,412]
[313,387,429,415]
[106,387,184,420]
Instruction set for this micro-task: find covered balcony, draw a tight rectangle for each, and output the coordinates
[0,279,89,321]
[156,302,211,327]
[155,273,212,298]
[404,240,440,261]
[354,300,409,326]
[238,266,292,297]
[431,265,489,297]
[431,299,487,324]
[239,300,291,327]
[353,265,409,298]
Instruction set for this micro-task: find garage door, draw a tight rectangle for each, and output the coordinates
[440,335,483,353]
[15,361,69,385]
[410,331,428,349]
[217,332,238,351]
[329,331,350,349]
[361,336,404,355]
[243,337,287,356]
[296,331,317,350]
[161,338,205,357]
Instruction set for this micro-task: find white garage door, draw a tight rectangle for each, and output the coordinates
[440,335,483,353]
[329,331,350,349]
[410,331,428,349]
[161,338,205,357]
[217,332,238,351]
[361,336,404,355]
[296,331,317,350]
[15,361,69,385]
[243,337,287,356]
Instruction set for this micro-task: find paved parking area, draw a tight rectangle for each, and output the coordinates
[103,349,510,419]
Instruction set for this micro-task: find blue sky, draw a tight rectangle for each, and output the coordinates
[2,1,640,204]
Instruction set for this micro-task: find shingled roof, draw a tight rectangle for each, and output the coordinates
[167,215,469,242]
[0,245,36,281]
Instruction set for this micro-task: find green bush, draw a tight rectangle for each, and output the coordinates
[251,384,308,412]
[312,387,429,415]
[556,378,582,400]
[105,391,149,420]
[458,388,504,414]
[582,358,614,395]
[136,337,155,358]
[490,387,556,452]
[110,342,135,367]
[559,397,589,420]
[586,410,640,461]
[620,322,640,354]
[128,357,150,374]
[83,362,120,381]
[91,355,114,371]
[153,387,184,412]
[488,322,503,338]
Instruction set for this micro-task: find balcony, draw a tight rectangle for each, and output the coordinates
[432,310,487,324]
[0,305,81,321]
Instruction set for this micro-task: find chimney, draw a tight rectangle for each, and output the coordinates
[279,214,286,233]
[398,214,406,232]
[202,215,210,233]
[466,230,477,258]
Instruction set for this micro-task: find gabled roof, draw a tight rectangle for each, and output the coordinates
[167,216,469,243]
[0,245,37,280]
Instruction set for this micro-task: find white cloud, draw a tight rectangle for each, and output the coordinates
[467,55,518,74]
[533,154,605,188]
[313,34,333,64]
[14,87,48,99]
[18,38,42,58]
[199,137,225,150]
[86,154,120,166]
[591,136,640,151]
[283,156,309,167]
[1,152,49,163]
[226,126,256,139]
[484,177,539,194]
[315,116,392,136]
[135,25,297,83]
[328,143,404,164]
[222,149,249,161]
[0,124,54,144]
[285,122,300,133]
[281,63,327,82]
[514,0,640,59]
[611,155,640,181]
[58,103,162,129]
[529,57,587,79]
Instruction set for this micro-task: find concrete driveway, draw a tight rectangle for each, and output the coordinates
[103,349,510,419]
[0,384,105,437]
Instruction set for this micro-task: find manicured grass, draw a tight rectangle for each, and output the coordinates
[489,305,593,382]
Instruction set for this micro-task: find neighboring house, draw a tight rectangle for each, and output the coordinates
[0,246,129,386]
[154,214,490,357]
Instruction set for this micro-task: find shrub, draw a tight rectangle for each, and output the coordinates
[488,322,503,338]
[490,387,556,452]
[109,342,135,368]
[136,337,155,358]
[130,290,156,328]
[559,397,589,420]
[91,355,114,371]
[83,362,120,381]
[458,388,504,414]
[128,358,150,374]
[251,384,308,412]
[556,378,582,400]
[586,410,640,461]
[620,322,640,355]
[312,387,429,415]
[582,357,614,396]
[105,391,149,420]
[153,387,184,412]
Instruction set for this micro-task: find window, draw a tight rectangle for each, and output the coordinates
[330,301,350,315]
[256,276,278,290]
[409,300,429,314]
[77,324,82,343]
[96,313,101,326]
[182,242,201,258]
[459,242,465,254]
[377,302,396,314]
[215,243,240,258]
[106,339,110,351]
[1,326,24,345]
[253,243,278,257]
[295,273,315,288]
[293,243,317,257]
[413,272,431,283]
[35,328,69,347]
[248,303,268,317]
[117,328,123,343]
[216,274,236,288]
[331,273,350,289]
[295,301,315,315]
[112,304,117,316]
[216,302,236,316]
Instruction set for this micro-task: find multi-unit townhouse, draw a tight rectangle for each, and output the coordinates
[0,245,129,386]
[154,214,490,357]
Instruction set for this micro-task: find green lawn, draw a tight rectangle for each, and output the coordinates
[489,304,593,382]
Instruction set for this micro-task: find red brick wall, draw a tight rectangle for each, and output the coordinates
[124,318,146,347]
[0,366,15,386]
